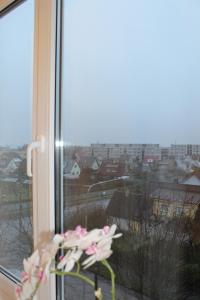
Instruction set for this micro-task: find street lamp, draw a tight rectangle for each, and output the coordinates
[87,176,129,193]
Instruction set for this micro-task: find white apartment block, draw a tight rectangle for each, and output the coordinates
[91,143,161,160]
[160,147,170,160]
[73,144,200,161]
[170,145,187,159]
[170,144,200,159]
[190,145,200,156]
[143,144,160,155]
[79,146,93,157]
[91,144,109,159]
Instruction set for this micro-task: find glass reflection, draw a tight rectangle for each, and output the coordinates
[0,0,34,276]
[62,1,200,299]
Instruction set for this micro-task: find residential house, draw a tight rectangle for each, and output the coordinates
[180,171,200,186]
[97,159,126,180]
[79,156,100,171]
[143,155,160,164]
[152,182,200,218]
[0,150,21,169]
[63,160,81,179]
[4,157,22,175]
[107,182,200,234]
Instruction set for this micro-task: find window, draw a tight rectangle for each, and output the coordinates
[58,1,200,300]
[160,205,169,216]
[0,1,56,299]
[0,0,34,277]
[1,1,200,300]
[175,207,183,216]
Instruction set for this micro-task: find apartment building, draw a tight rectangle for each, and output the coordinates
[91,143,161,161]
[170,144,200,159]
[143,144,161,162]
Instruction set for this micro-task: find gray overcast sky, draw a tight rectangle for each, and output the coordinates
[1,0,200,147]
[0,0,33,147]
[63,0,200,146]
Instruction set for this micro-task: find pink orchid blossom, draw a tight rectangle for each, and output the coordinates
[57,248,83,272]
[53,233,65,245]
[103,225,110,235]
[85,244,97,255]
[75,225,88,237]
[102,224,122,239]
[82,238,113,269]
[16,250,40,300]
[16,225,122,300]
[15,286,22,298]
[21,271,29,283]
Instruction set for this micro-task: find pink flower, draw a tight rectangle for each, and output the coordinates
[102,224,122,239]
[103,226,110,235]
[75,225,88,237]
[82,238,113,269]
[85,244,97,255]
[53,234,65,245]
[37,269,47,283]
[62,229,96,250]
[15,250,41,299]
[62,225,122,251]
[21,250,40,283]
[16,225,122,299]
[15,286,22,297]
[57,248,83,272]
[59,255,64,261]
[16,240,59,300]
[21,271,29,283]
[63,230,74,238]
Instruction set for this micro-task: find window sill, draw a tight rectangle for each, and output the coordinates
[0,273,16,300]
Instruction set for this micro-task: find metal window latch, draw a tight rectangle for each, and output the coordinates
[27,136,45,177]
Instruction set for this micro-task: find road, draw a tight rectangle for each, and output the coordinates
[0,189,114,219]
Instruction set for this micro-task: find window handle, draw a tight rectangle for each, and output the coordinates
[27,136,45,177]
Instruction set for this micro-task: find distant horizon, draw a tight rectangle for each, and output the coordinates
[2,141,200,149]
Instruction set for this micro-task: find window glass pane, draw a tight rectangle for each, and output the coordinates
[61,1,200,299]
[0,0,34,277]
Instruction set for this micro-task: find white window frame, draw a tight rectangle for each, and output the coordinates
[0,0,18,11]
[0,0,57,299]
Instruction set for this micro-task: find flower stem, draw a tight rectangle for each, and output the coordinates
[24,280,41,300]
[101,260,116,300]
[51,270,95,288]
[76,262,80,274]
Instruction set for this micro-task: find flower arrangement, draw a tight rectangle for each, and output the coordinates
[16,224,122,300]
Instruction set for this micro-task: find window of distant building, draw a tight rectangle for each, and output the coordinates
[160,205,169,216]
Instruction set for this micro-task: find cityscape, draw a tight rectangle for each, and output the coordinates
[1,142,200,299]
